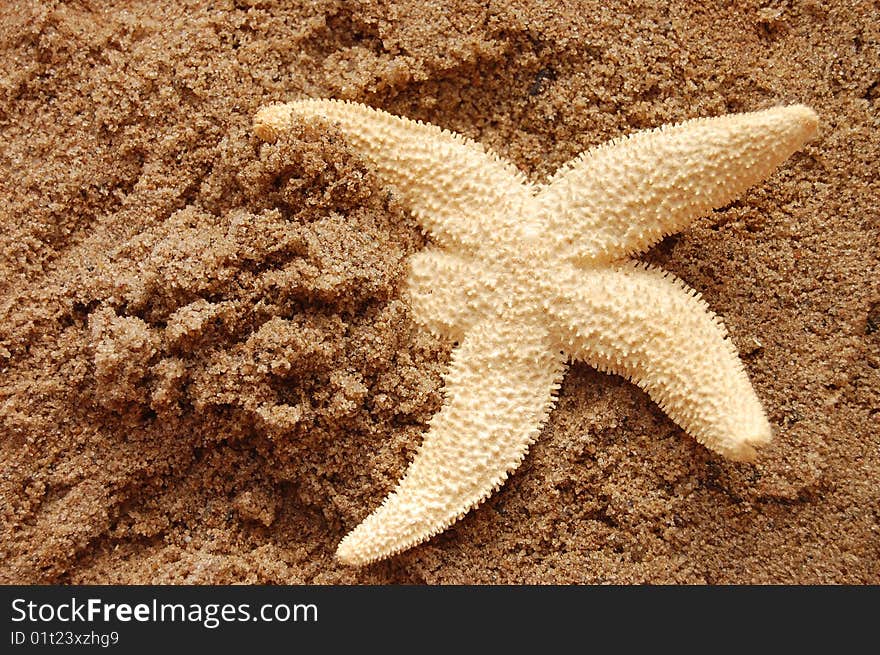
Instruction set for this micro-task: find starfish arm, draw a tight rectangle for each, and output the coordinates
[548,262,771,461]
[253,99,533,251]
[406,248,491,341]
[537,105,818,262]
[335,321,566,566]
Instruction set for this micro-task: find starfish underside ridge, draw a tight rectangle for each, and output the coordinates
[253,99,818,566]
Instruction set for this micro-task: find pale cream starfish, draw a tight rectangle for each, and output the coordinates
[253,99,818,566]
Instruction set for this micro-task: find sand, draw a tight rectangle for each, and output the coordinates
[0,0,877,584]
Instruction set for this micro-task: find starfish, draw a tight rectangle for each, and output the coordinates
[253,99,818,566]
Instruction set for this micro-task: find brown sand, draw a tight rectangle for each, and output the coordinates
[0,0,877,584]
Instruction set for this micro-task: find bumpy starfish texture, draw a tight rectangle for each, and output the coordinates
[253,99,818,566]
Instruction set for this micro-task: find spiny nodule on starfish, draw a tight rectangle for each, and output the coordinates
[253,99,818,566]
